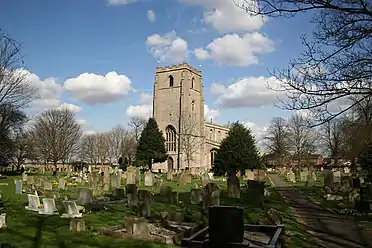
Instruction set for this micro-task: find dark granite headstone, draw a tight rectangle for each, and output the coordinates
[208,206,244,245]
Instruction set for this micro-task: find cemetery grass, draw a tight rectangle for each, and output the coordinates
[278,174,372,231]
[0,174,293,248]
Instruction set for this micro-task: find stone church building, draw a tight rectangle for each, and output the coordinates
[152,63,230,172]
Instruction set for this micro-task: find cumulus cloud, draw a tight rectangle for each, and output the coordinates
[204,105,219,121]
[194,32,274,66]
[146,31,188,64]
[180,0,266,33]
[77,119,96,135]
[107,0,137,5]
[244,121,268,150]
[147,10,156,22]
[63,72,133,104]
[211,76,285,108]
[56,103,82,113]
[126,93,153,119]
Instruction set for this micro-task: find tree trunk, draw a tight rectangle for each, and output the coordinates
[148,159,152,171]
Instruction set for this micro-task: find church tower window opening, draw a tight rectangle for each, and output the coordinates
[191,77,194,89]
[165,125,176,152]
[169,75,174,87]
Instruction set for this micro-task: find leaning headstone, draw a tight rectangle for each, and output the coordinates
[202,183,220,213]
[287,171,296,183]
[144,171,154,187]
[76,188,93,205]
[245,170,254,181]
[25,194,41,211]
[227,174,240,199]
[159,186,173,204]
[15,180,22,194]
[61,201,83,218]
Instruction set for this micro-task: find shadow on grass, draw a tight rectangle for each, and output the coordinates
[270,174,372,248]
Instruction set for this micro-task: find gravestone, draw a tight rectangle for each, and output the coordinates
[247,180,265,208]
[300,172,308,182]
[144,171,154,186]
[44,181,53,191]
[287,171,296,183]
[15,180,22,194]
[27,176,35,185]
[245,170,254,181]
[39,198,58,215]
[126,184,138,207]
[209,206,244,246]
[124,217,149,237]
[61,201,82,218]
[77,188,93,205]
[138,190,152,217]
[202,183,220,213]
[22,172,27,182]
[70,218,86,232]
[344,167,351,174]
[333,170,341,183]
[126,171,136,185]
[227,174,240,199]
[0,213,6,228]
[159,186,173,203]
[323,170,334,187]
[58,179,66,189]
[190,188,202,204]
[25,194,40,211]
[167,170,173,180]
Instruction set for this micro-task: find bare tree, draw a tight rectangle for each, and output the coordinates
[95,132,111,165]
[32,109,83,169]
[178,111,204,168]
[82,134,99,165]
[109,125,132,161]
[128,117,147,143]
[263,117,290,166]
[235,0,372,126]
[13,129,36,170]
[121,135,137,166]
[319,118,346,166]
[287,113,318,166]
[0,30,36,108]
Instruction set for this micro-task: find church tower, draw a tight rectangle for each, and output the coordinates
[153,63,205,171]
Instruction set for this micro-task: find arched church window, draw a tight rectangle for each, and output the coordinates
[210,149,218,166]
[169,75,174,87]
[191,77,195,89]
[165,125,176,152]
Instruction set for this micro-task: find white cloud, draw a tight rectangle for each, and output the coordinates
[63,72,133,104]
[194,32,274,66]
[211,76,285,108]
[77,119,96,135]
[107,0,137,5]
[147,10,156,22]
[126,93,153,119]
[24,70,63,110]
[146,31,188,64]
[180,0,266,33]
[56,103,82,113]
[204,104,219,121]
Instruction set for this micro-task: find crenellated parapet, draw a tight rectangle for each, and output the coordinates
[156,63,202,77]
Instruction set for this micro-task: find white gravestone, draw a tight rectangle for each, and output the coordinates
[38,198,58,215]
[61,201,82,218]
[15,180,22,194]
[25,194,41,211]
[0,213,6,228]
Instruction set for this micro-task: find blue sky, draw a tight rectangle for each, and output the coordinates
[1,0,313,139]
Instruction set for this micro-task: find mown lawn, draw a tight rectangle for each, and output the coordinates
[0,173,293,248]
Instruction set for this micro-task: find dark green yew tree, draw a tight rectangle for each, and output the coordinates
[212,122,261,176]
[135,118,167,170]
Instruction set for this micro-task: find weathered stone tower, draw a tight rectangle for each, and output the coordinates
[153,63,205,171]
